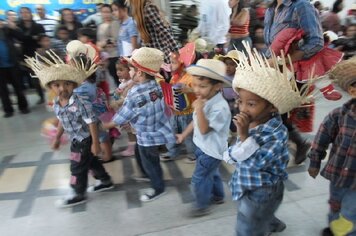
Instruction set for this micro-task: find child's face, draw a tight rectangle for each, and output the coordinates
[57,29,69,41]
[237,88,277,125]
[255,28,264,38]
[78,35,89,44]
[117,7,128,21]
[170,57,181,73]
[131,68,146,84]
[49,80,76,100]
[101,6,112,22]
[347,82,356,98]
[39,36,51,49]
[192,76,222,100]
[116,64,130,81]
[224,58,237,77]
[346,25,356,38]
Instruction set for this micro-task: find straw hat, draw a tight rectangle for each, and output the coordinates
[216,50,239,62]
[194,38,208,53]
[25,50,97,88]
[186,59,231,86]
[66,40,97,62]
[329,57,356,91]
[233,42,310,114]
[124,47,164,79]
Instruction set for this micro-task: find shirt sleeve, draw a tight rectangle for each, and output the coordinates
[112,97,136,126]
[206,105,231,132]
[308,109,339,169]
[224,137,260,163]
[295,1,324,59]
[77,97,96,124]
[128,20,139,38]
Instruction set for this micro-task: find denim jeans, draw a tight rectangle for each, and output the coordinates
[328,182,356,236]
[166,114,196,158]
[137,144,164,193]
[191,147,224,209]
[236,181,284,236]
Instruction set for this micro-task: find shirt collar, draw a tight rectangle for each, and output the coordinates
[55,94,76,107]
[205,92,223,106]
[250,115,283,134]
[122,17,131,25]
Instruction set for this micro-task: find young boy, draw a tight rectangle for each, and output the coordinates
[176,59,232,216]
[25,51,113,208]
[308,58,356,236]
[223,46,308,235]
[103,47,176,202]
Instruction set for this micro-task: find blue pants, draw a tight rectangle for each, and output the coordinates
[137,144,164,193]
[328,182,356,236]
[166,114,195,158]
[236,181,284,236]
[191,147,224,209]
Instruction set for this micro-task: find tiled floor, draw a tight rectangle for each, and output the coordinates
[0,90,351,236]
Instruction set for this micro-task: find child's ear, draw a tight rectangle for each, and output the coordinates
[270,106,278,114]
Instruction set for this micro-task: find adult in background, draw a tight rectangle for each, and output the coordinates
[82,3,103,28]
[96,4,120,85]
[128,0,179,66]
[0,20,30,118]
[34,5,58,38]
[321,0,344,34]
[55,8,83,40]
[17,7,45,104]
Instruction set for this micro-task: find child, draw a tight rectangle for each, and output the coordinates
[103,47,175,202]
[25,51,113,208]
[160,43,197,163]
[308,58,356,236]
[176,59,232,216]
[223,45,309,235]
[52,25,70,60]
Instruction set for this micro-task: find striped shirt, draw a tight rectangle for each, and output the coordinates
[112,79,175,147]
[35,16,58,38]
[227,116,289,200]
[53,94,96,142]
[308,99,356,190]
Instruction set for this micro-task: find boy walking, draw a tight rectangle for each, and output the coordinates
[308,58,356,236]
[25,51,113,208]
[223,45,310,235]
[103,47,176,202]
[176,59,232,216]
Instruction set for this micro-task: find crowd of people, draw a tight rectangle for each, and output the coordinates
[1,0,356,235]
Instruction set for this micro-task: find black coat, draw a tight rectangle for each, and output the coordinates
[17,20,45,57]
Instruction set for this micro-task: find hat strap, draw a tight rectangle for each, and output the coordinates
[131,58,159,74]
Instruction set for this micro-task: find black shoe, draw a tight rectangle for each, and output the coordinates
[140,190,166,202]
[321,227,334,236]
[211,196,225,204]
[87,181,114,193]
[160,155,173,162]
[55,195,86,208]
[189,207,211,217]
[3,112,14,118]
[20,109,30,114]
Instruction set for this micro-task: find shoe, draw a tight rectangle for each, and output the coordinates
[87,180,114,193]
[99,157,115,163]
[320,84,342,101]
[3,112,14,118]
[131,174,150,182]
[119,143,135,157]
[189,207,211,217]
[321,227,334,236]
[184,156,196,164]
[20,109,30,114]
[211,196,224,204]
[270,219,287,233]
[160,155,173,162]
[55,195,86,208]
[140,190,166,202]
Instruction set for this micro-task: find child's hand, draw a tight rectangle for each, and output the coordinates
[192,98,206,110]
[308,167,320,178]
[176,134,184,144]
[51,139,61,150]
[120,123,131,132]
[91,142,101,156]
[233,112,251,142]
[102,122,112,130]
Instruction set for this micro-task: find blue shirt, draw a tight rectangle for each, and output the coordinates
[117,17,138,56]
[193,92,231,160]
[264,0,323,59]
[112,79,175,147]
[227,116,289,200]
[53,94,97,142]
[0,39,12,68]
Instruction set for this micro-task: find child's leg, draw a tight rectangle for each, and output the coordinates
[134,142,148,177]
[119,132,136,157]
[212,168,224,201]
[100,139,113,162]
[164,115,180,159]
[181,114,196,161]
[191,148,223,210]
[236,181,284,236]
[328,183,356,235]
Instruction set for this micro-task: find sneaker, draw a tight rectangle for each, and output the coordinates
[20,109,30,115]
[184,156,196,164]
[131,174,150,182]
[270,219,286,233]
[87,180,114,193]
[140,190,166,202]
[160,155,173,162]
[211,196,224,204]
[3,112,13,118]
[55,195,86,208]
[321,227,334,236]
[189,207,211,217]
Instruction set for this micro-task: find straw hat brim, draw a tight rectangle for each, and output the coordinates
[186,65,232,87]
[124,56,164,79]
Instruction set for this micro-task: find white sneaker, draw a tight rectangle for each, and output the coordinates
[140,190,166,202]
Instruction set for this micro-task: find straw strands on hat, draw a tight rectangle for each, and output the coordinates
[328,56,356,91]
[233,41,312,114]
[25,49,97,88]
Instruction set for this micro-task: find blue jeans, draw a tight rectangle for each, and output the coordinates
[191,147,224,209]
[236,181,284,236]
[166,114,195,158]
[328,182,356,236]
[137,145,164,193]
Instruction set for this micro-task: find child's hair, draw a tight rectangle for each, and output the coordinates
[38,33,50,42]
[117,57,130,69]
[77,27,97,43]
[101,3,113,11]
[113,0,129,9]
[254,37,265,44]
[196,76,222,85]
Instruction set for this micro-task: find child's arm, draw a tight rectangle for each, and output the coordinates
[176,121,194,144]
[88,122,101,156]
[102,121,118,130]
[194,98,210,134]
[51,121,64,150]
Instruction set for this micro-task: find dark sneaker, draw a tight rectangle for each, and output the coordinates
[140,190,166,202]
[184,156,196,164]
[295,142,311,165]
[20,109,30,114]
[321,227,334,236]
[87,181,114,193]
[211,196,225,204]
[3,112,14,118]
[270,219,286,233]
[55,195,86,208]
[131,174,150,182]
[160,155,173,162]
[189,207,211,217]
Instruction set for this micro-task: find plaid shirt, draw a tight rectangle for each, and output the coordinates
[264,0,323,59]
[308,99,356,190]
[112,79,175,147]
[143,0,179,64]
[228,116,289,200]
[53,94,96,142]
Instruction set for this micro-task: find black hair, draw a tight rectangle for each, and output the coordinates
[56,25,69,32]
[314,1,321,8]
[331,0,343,13]
[59,8,79,24]
[196,76,222,85]
[38,33,50,42]
[232,0,247,15]
[144,73,155,80]
[77,27,97,43]
[254,24,264,32]
[101,4,113,11]
[113,0,129,9]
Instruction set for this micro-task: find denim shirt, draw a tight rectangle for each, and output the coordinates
[264,0,323,59]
